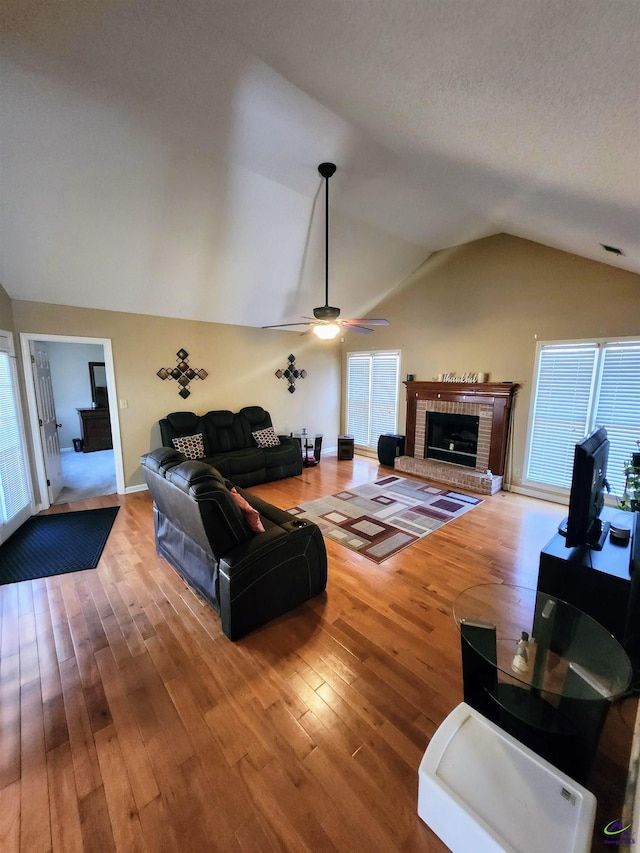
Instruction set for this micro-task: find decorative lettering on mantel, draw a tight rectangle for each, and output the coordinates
[436,372,488,383]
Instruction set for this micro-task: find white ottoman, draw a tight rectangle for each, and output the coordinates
[417,703,596,853]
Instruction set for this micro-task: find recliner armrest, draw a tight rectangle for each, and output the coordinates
[221,525,291,572]
[218,522,327,640]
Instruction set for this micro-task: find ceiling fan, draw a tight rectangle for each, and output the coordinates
[262,162,390,340]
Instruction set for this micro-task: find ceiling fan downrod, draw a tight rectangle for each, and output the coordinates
[261,160,388,336]
[315,163,340,322]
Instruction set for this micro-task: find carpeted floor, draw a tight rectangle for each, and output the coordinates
[286,474,482,563]
[0,506,120,585]
[55,448,117,504]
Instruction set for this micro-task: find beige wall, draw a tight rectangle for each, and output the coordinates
[8,234,640,500]
[0,282,14,332]
[344,234,640,491]
[12,302,341,491]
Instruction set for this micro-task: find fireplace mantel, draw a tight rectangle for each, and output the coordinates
[404,381,519,476]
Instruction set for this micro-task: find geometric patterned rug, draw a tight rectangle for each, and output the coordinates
[286,474,482,563]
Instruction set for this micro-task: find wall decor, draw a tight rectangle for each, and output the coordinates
[275,354,307,394]
[157,349,208,399]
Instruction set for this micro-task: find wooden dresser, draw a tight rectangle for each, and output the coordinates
[77,407,112,452]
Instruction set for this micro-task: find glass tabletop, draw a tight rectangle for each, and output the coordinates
[453,583,632,700]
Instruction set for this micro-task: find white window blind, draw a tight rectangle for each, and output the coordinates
[526,339,640,498]
[595,343,640,499]
[346,351,400,448]
[0,332,32,542]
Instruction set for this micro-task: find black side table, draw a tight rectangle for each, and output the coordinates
[337,435,354,460]
[295,432,322,467]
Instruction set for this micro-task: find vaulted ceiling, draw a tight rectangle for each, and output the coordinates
[1,1,638,330]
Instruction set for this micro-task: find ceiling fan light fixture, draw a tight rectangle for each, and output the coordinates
[313,323,341,340]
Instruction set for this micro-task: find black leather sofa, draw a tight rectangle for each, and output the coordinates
[159,406,302,487]
[140,448,327,640]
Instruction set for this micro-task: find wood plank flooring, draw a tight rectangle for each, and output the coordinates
[0,453,635,852]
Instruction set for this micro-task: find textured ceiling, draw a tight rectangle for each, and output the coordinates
[1,0,638,329]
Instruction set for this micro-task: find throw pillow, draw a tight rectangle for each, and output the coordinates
[229,487,265,534]
[171,433,205,460]
[252,426,281,448]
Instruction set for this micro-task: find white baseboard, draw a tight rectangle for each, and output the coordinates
[505,483,623,514]
[505,484,569,505]
[353,447,378,459]
[125,483,148,494]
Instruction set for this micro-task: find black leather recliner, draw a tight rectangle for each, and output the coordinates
[140,447,327,640]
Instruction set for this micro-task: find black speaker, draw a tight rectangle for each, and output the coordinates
[377,434,405,466]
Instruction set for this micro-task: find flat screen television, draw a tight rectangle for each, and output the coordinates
[559,426,610,550]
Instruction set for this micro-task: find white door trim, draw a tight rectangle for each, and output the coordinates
[20,332,125,511]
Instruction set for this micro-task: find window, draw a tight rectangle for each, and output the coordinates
[346,350,400,448]
[526,339,640,499]
[0,331,32,542]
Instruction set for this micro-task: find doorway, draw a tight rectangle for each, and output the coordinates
[20,333,124,510]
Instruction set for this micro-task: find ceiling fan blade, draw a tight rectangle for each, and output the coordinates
[343,323,373,334]
[261,322,313,329]
[342,318,390,326]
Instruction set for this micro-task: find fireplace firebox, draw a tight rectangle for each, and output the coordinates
[426,412,479,468]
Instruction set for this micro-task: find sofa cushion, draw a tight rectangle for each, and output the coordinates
[225,447,265,476]
[142,446,185,475]
[263,442,299,470]
[240,405,273,432]
[164,461,251,556]
[168,459,228,489]
[160,411,201,446]
[200,410,246,454]
[252,426,281,448]
[202,454,231,478]
[172,433,205,460]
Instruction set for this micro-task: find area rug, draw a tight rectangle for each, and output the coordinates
[286,475,482,563]
[0,506,120,585]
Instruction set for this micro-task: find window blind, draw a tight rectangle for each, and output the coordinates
[526,339,640,499]
[595,343,640,498]
[346,351,400,448]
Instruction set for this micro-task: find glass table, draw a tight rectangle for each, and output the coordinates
[453,583,632,783]
[293,430,322,467]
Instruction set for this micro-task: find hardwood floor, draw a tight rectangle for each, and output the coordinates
[1,453,635,852]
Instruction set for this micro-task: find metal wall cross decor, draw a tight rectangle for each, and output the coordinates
[157,349,208,398]
[275,354,307,393]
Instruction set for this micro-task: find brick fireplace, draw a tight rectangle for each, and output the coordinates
[395,381,518,494]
